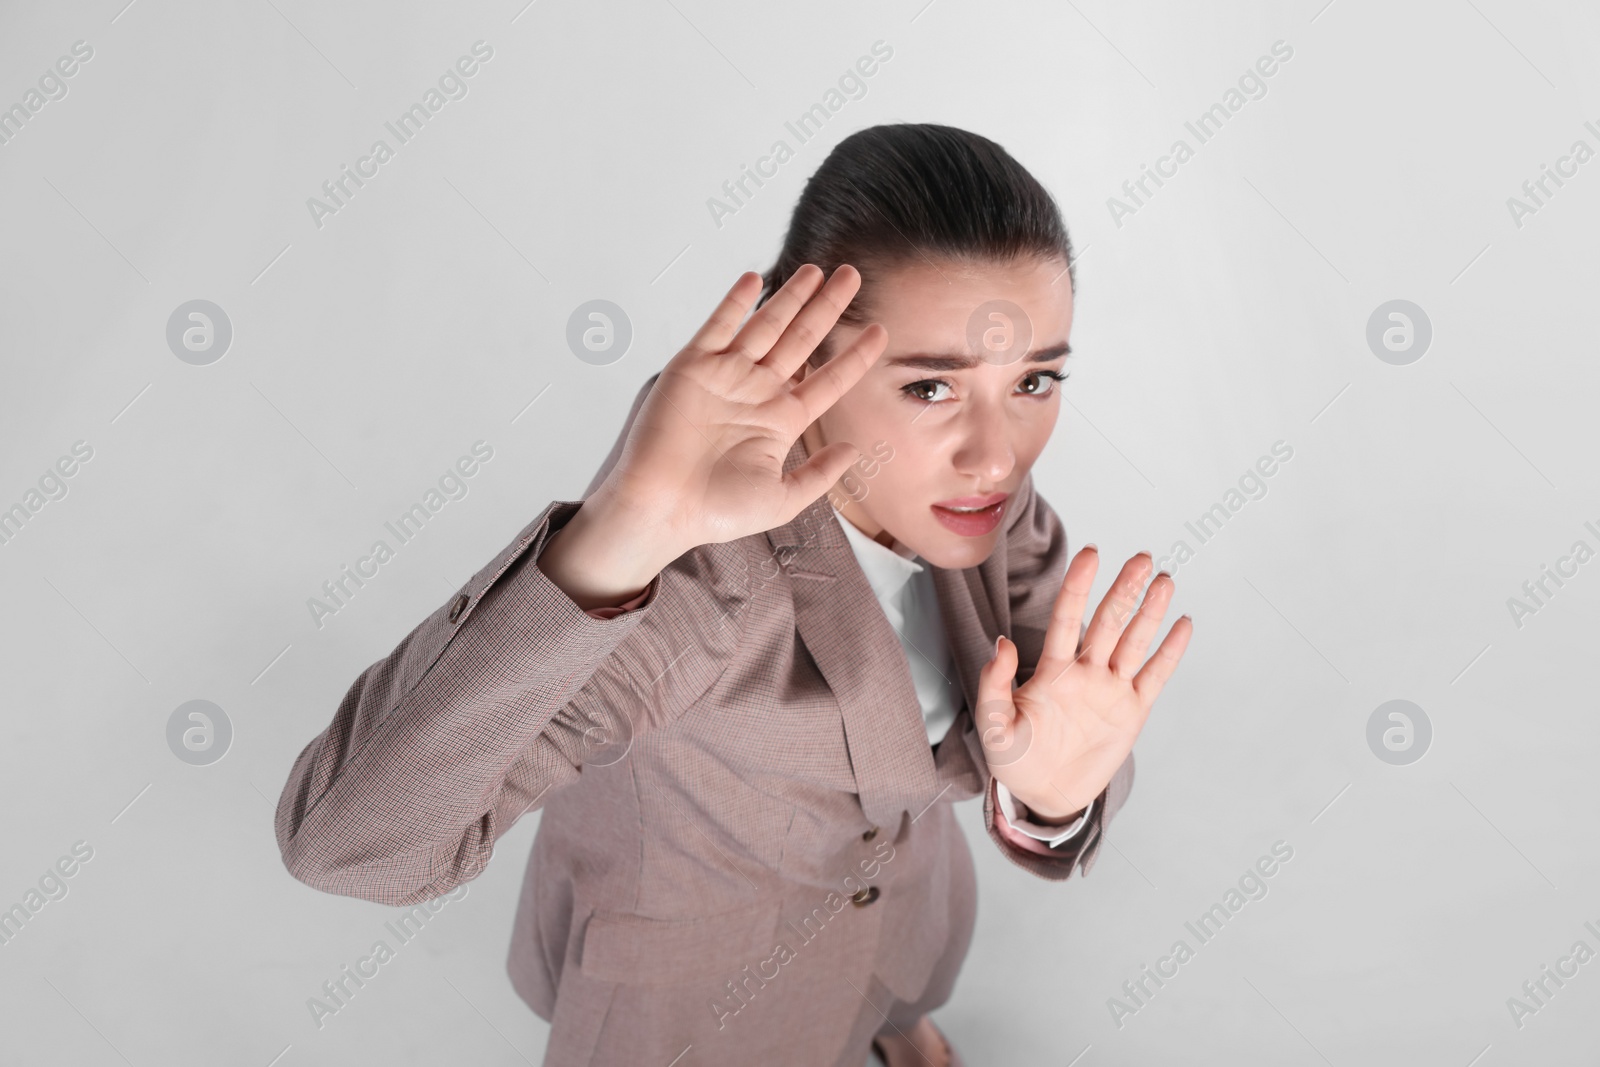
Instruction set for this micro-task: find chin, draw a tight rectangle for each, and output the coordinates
[908,528,1001,570]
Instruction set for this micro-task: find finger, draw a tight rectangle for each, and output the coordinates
[975,635,1023,759]
[779,441,865,520]
[786,321,888,424]
[1132,616,1193,711]
[1107,572,1174,679]
[1081,553,1154,667]
[723,264,828,362]
[754,264,864,378]
[684,271,767,354]
[1036,545,1099,674]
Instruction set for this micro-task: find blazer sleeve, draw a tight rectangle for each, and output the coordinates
[273,502,639,905]
[275,373,747,907]
[974,471,1136,882]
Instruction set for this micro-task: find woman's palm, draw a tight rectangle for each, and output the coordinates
[590,265,887,555]
[979,547,1193,818]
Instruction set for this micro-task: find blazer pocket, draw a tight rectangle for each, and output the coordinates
[580,897,782,985]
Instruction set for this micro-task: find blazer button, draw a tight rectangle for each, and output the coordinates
[850,885,880,907]
[862,826,878,841]
[448,592,469,622]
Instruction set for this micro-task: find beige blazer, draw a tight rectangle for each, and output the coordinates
[275,373,1134,1065]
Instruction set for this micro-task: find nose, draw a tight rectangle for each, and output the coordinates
[948,394,1016,486]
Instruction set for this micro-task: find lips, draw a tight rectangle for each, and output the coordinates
[930,492,1008,536]
[933,492,1008,510]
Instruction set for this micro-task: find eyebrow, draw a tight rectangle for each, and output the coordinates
[883,342,1072,372]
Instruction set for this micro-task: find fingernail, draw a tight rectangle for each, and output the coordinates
[1082,542,1098,551]
[1157,570,1172,581]
[995,634,1004,655]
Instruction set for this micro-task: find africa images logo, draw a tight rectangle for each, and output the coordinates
[707,839,896,1033]
[305,41,494,230]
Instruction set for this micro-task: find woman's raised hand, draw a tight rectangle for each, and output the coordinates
[591,263,885,557]
[976,547,1193,821]
[538,265,885,610]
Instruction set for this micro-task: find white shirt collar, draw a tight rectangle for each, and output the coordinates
[832,504,925,602]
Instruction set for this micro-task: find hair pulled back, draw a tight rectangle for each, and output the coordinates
[759,123,1074,364]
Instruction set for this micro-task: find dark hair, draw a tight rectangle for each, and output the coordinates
[759,123,1074,365]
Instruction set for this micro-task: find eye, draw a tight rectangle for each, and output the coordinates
[1020,369,1069,397]
[901,378,953,403]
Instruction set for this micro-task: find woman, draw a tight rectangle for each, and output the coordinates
[275,123,1191,1066]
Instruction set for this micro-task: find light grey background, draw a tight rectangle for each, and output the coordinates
[2,0,1597,1064]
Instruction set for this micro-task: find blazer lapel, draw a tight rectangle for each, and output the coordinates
[768,440,942,829]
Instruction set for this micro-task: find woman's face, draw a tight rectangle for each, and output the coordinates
[797,255,1074,571]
